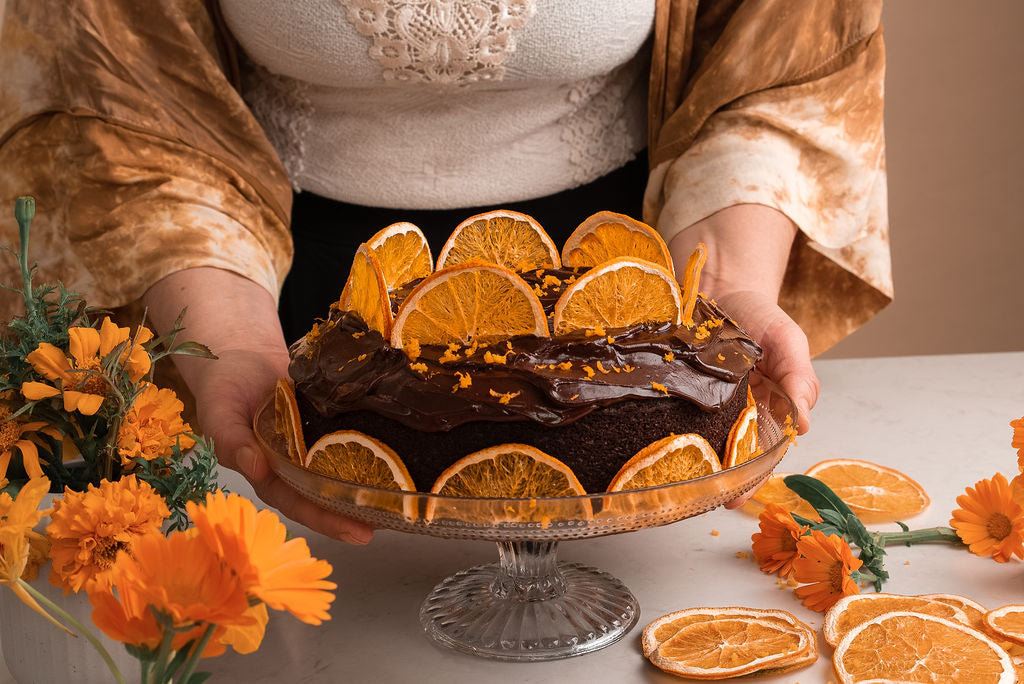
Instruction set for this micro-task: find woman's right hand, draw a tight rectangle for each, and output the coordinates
[144,267,374,545]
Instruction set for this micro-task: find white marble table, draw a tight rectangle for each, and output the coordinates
[2,352,1023,683]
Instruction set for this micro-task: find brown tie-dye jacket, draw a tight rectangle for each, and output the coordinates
[0,0,890,356]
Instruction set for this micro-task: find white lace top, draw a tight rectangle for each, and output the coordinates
[220,0,655,209]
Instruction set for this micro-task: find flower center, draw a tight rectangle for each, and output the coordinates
[987,513,1013,541]
[828,560,846,592]
[93,538,129,570]
[780,535,797,553]
[0,407,22,452]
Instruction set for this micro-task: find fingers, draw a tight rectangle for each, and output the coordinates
[254,471,375,545]
[759,313,820,435]
[723,489,756,510]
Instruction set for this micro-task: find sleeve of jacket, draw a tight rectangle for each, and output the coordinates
[0,0,293,321]
[645,0,892,355]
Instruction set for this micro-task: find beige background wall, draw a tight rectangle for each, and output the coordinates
[823,0,1024,359]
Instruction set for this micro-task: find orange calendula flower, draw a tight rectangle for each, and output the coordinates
[751,503,809,578]
[0,404,49,481]
[90,535,245,658]
[187,491,337,625]
[21,317,153,416]
[118,530,252,631]
[950,472,1024,563]
[46,475,170,594]
[117,383,195,466]
[1013,417,1024,471]
[0,478,70,634]
[792,529,862,612]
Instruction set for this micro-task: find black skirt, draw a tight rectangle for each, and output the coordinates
[278,151,648,344]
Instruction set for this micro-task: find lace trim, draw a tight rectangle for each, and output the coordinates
[337,0,537,85]
[559,64,643,187]
[242,63,313,191]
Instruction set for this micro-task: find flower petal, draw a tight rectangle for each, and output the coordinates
[24,344,70,382]
[68,327,101,366]
[21,382,60,401]
[98,317,128,357]
[63,391,104,416]
[14,440,42,479]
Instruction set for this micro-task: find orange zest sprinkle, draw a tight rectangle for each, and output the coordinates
[484,350,509,364]
[585,325,607,337]
[606,335,614,344]
[623,364,635,373]
[439,347,461,364]
[336,365,344,372]
[409,362,428,374]
[569,394,579,400]
[595,361,611,374]
[710,529,719,536]
[543,274,561,288]
[488,389,521,405]
[405,338,421,361]
[680,243,706,327]
[357,353,367,361]
[532,284,545,297]
[717,353,725,361]
[663,351,675,362]
[463,340,479,356]
[651,382,669,395]
[352,331,366,339]
[582,365,596,379]
[557,361,572,371]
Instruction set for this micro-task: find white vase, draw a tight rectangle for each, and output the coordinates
[0,554,139,683]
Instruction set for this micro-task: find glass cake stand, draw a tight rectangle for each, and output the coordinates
[254,379,795,662]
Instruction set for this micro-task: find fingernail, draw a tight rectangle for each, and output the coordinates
[237,447,259,481]
[342,526,373,545]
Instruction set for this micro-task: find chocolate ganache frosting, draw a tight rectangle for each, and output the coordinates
[289,268,761,432]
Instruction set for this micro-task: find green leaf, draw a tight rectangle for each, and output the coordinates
[783,474,857,521]
[818,509,849,529]
[184,672,213,684]
[844,513,874,550]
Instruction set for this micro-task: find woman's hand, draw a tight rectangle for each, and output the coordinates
[144,267,374,544]
[668,204,820,508]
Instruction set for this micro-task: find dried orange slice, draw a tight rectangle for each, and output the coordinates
[742,472,820,520]
[824,592,970,646]
[607,434,719,491]
[648,613,814,679]
[430,444,585,498]
[435,210,560,272]
[338,244,393,338]
[561,211,674,274]
[641,606,814,658]
[552,257,682,336]
[722,404,758,469]
[920,593,989,632]
[805,459,930,522]
[366,222,432,290]
[678,242,706,327]
[985,606,1024,647]
[304,430,415,491]
[832,612,1014,684]
[390,263,548,349]
[274,378,306,465]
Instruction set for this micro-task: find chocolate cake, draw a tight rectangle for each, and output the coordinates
[288,264,760,493]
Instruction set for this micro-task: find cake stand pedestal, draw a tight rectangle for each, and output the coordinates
[420,540,638,661]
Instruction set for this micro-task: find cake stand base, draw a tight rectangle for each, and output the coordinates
[419,541,639,661]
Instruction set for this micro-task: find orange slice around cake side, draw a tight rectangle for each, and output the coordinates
[338,244,393,338]
[607,433,720,492]
[551,257,682,336]
[426,444,590,523]
[722,404,759,469]
[390,262,548,349]
[366,221,433,291]
[435,209,561,272]
[561,211,674,275]
[274,378,307,465]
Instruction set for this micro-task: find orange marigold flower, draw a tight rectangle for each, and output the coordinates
[750,503,808,578]
[187,491,337,625]
[950,472,1024,563]
[117,383,195,466]
[21,317,153,416]
[792,529,862,612]
[0,404,49,481]
[46,475,170,594]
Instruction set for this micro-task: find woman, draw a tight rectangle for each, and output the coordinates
[0,0,891,543]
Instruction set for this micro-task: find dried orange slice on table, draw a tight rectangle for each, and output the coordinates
[426,444,589,522]
[304,430,416,491]
[823,592,970,647]
[274,378,307,465]
[607,434,720,491]
[722,404,758,469]
[338,244,393,337]
[742,472,820,520]
[805,458,930,522]
[985,605,1024,647]
[919,593,990,631]
[552,257,681,335]
[561,211,674,274]
[390,263,548,349]
[366,221,433,290]
[435,209,560,271]
[832,611,1015,683]
[643,606,817,679]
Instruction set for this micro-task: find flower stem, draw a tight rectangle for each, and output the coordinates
[17,579,126,684]
[874,526,963,547]
[14,196,36,317]
[176,623,216,684]
[149,617,177,684]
